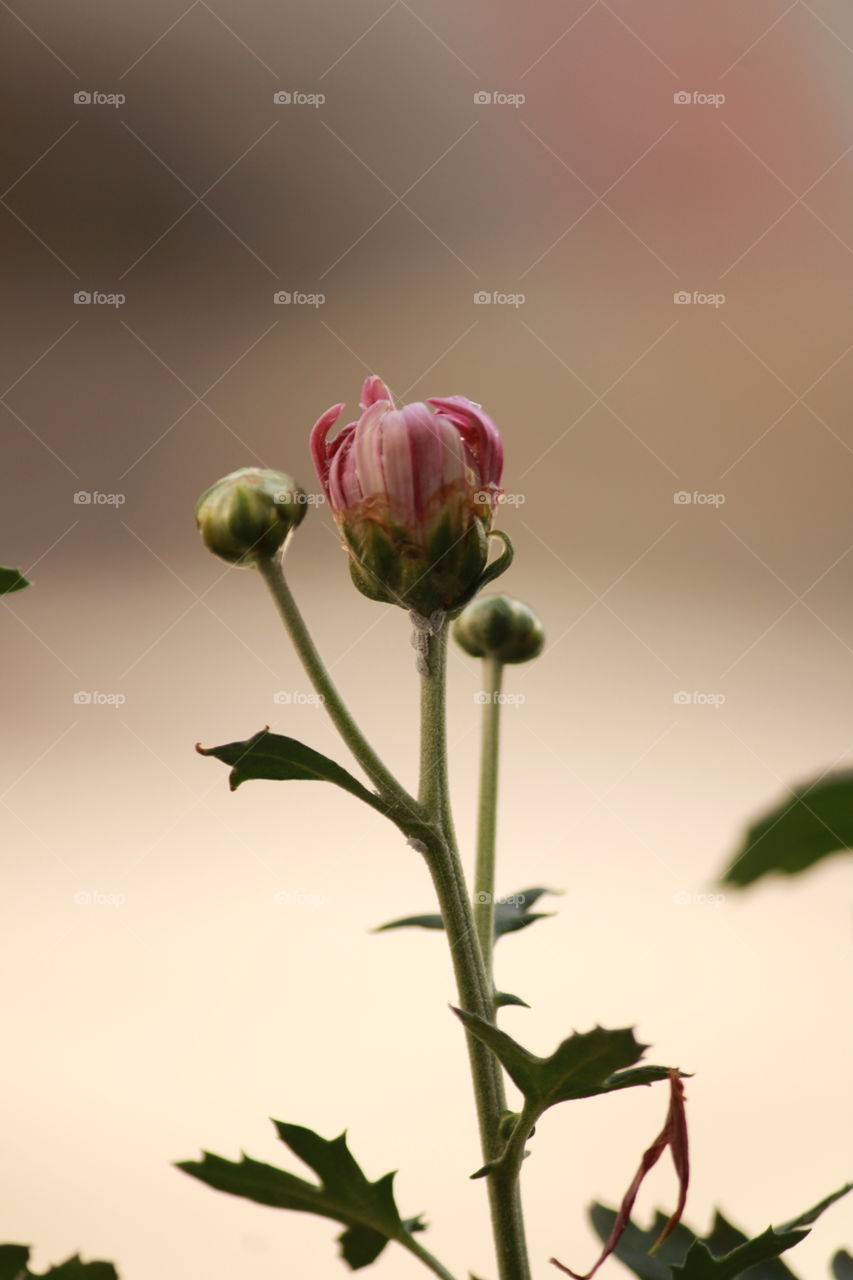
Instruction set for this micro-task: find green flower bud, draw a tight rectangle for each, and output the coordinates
[453,594,544,664]
[195,468,306,565]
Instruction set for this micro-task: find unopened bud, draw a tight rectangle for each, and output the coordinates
[453,594,544,664]
[195,468,306,565]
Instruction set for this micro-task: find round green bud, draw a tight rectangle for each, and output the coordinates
[194,468,307,565]
[453,594,544,664]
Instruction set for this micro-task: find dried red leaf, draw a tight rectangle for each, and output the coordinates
[550,1069,689,1278]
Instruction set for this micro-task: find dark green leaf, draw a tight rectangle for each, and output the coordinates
[374,887,559,940]
[0,1249,118,1280]
[0,568,29,596]
[672,1228,808,1279]
[197,729,387,814]
[833,1250,853,1279]
[178,1121,416,1271]
[590,1183,852,1280]
[452,1014,675,1116]
[0,1245,30,1280]
[723,772,853,887]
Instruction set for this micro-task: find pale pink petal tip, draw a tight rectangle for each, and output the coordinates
[360,375,394,410]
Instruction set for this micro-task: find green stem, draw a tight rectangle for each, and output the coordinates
[473,655,503,988]
[400,1233,461,1280]
[256,553,419,820]
[418,620,531,1280]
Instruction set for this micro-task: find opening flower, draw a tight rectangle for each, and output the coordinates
[311,376,508,615]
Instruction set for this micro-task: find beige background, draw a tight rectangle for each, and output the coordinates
[1,1,852,1277]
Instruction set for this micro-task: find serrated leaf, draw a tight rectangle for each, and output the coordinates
[671,1228,809,1280]
[197,728,387,814]
[0,1248,118,1280]
[178,1121,416,1271]
[833,1250,853,1279]
[0,568,29,595]
[723,772,853,887]
[374,888,559,941]
[589,1183,852,1280]
[452,1013,675,1114]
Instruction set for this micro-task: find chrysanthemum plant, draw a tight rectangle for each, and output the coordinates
[0,380,848,1279]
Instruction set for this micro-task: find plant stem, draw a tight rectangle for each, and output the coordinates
[256,553,419,820]
[418,620,531,1280]
[473,655,503,987]
[401,1233,462,1280]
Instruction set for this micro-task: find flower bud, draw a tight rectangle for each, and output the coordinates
[311,376,509,615]
[453,594,544,664]
[195,468,306,565]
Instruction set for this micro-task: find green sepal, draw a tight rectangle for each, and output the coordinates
[196,728,388,815]
[722,771,853,887]
[178,1121,422,1272]
[0,568,29,595]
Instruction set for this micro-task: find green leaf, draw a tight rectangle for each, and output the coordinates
[0,1248,118,1279]
[452,1014,676,1116]
[833,1250,853,1279]
[374,887,559,941]
[589,1182,852,1280]
[722,772,853,887]
[0,568,29,595]
[178,1121,418,1271]
[196,728,387,814]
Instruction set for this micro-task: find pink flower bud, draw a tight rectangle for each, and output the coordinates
[311,377,508,615]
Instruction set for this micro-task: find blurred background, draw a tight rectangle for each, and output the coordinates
[1,0,852,1276]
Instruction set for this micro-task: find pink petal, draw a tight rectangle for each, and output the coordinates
[309,403,345,500]
[360,375,394,410]
[427,395,504,487]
